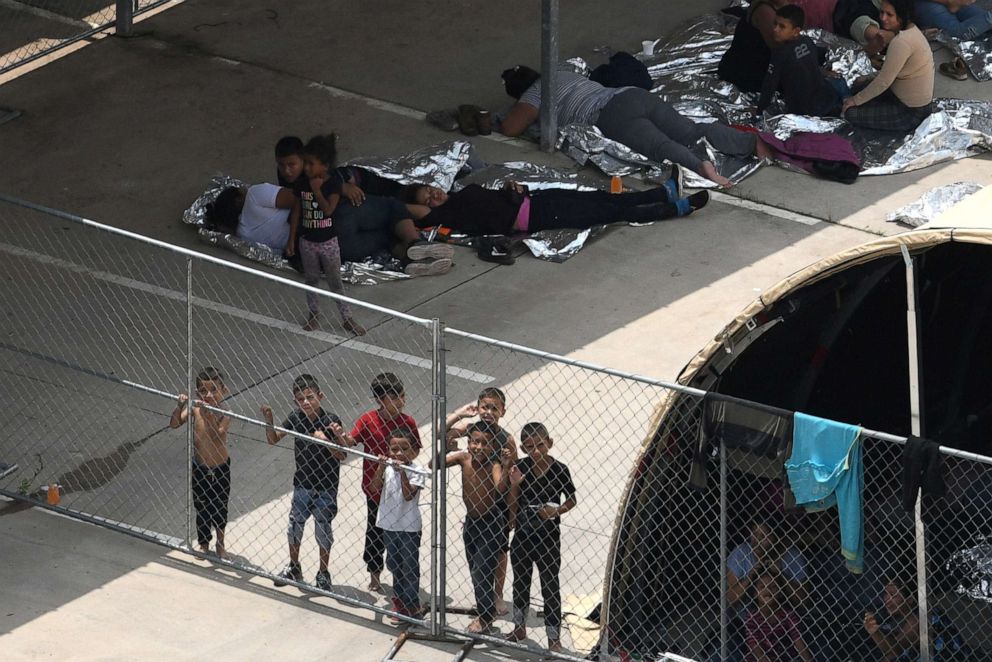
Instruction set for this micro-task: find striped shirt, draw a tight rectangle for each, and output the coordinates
[519,70,627,128]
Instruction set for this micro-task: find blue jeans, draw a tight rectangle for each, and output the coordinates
[915,1,992,39]
[463,512,507,623]
[288,487,338,550]
[384,530,422,612]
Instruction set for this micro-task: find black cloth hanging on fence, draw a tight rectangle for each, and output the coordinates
[689,392,794,490]
[901,435,946,513]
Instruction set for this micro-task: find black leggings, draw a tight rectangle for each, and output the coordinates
[511,524,562,638]
[364,497,385,575]
[528,187,678,232]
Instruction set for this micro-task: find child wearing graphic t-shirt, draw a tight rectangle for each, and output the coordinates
[507,422,577,653]
[370,428,426,624]
[289,133,365,336]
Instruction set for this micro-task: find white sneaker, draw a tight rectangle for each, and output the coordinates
[404,257,453,276]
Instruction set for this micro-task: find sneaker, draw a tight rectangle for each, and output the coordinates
[407,240,454,261]
[315,569,332,591]
[404,257,453,277]
[273,561,302,587]
[476,237,515,265]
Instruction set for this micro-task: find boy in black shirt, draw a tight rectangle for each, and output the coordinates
[507,423,577,653]
[261,374,356,591]
[758,5,850,118]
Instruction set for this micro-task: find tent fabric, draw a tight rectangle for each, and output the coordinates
[601,220,992,641]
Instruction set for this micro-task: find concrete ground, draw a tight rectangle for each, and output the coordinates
[1,0,991,660]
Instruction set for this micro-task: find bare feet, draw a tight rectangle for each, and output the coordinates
[699,161,733,188]
[343,318,366,336]
[548,639,562,652]
[215,544,227,559]
[303,314,319,331]
[368,573,383,593]
[467,617,492,634]
[495,597,510,616]
[198,543,209,554]
[507,626,527,642]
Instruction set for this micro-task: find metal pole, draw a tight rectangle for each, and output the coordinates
[719,440,728,661]
[115,0,133,36]
[185,257,194,550]
[539,0,560,152]
[901,245,930,661]
[432,319,448,633]
[429,319,439,635]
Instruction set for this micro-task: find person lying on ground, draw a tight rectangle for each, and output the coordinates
[402,181,710,241]
[499,64,772,188]
[205,183,296,253]
[759,5,852,117]
[841,0,934,133]
[719,0,788,93]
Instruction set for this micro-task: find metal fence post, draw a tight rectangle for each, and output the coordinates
[116,0,134,36]
[540,0,559,153]
[901,246,930,661]
[719,439,728,662]
[185,257,194,549]
[431,319,448,635]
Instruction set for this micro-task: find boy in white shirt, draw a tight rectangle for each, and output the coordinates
[369,428,426,624]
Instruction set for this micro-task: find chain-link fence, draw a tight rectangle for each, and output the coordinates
[1,0,171,75]
[2,195,992,661]
[604,391,992,662]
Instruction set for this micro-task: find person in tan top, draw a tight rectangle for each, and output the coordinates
[169,366,232,557]
[841,0,934,133]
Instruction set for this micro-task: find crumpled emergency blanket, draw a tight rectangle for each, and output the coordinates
[886,182,984,227]
[557,6,992,186]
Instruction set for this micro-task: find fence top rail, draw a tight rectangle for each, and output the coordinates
[443,331,992,467]
[443,326,710,397]
[7,194,992,470]
[0,193,434,328]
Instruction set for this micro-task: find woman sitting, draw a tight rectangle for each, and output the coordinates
[499,65,770,188]
[403,181,709,239]
[841,0,934,133]
[719,0,787,93]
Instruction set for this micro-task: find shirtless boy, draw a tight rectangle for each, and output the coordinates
[169,367,232,558]
[441,422,513,633]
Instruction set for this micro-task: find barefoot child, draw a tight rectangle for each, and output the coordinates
[261,374,355,591]
[289,133,365,336]
[169,367,232,558]
[446,387,517,615]
[369,428,426,624]
[352,373,422,593]
[439,422,513,633]
[507,423,577,653]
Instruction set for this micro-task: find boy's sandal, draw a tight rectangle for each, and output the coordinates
[939,57,969,81]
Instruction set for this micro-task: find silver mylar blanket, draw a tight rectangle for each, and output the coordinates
[559,7,992,184]
[886,182,983,227]
[182,142,625,265]
[181,141,477,282]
